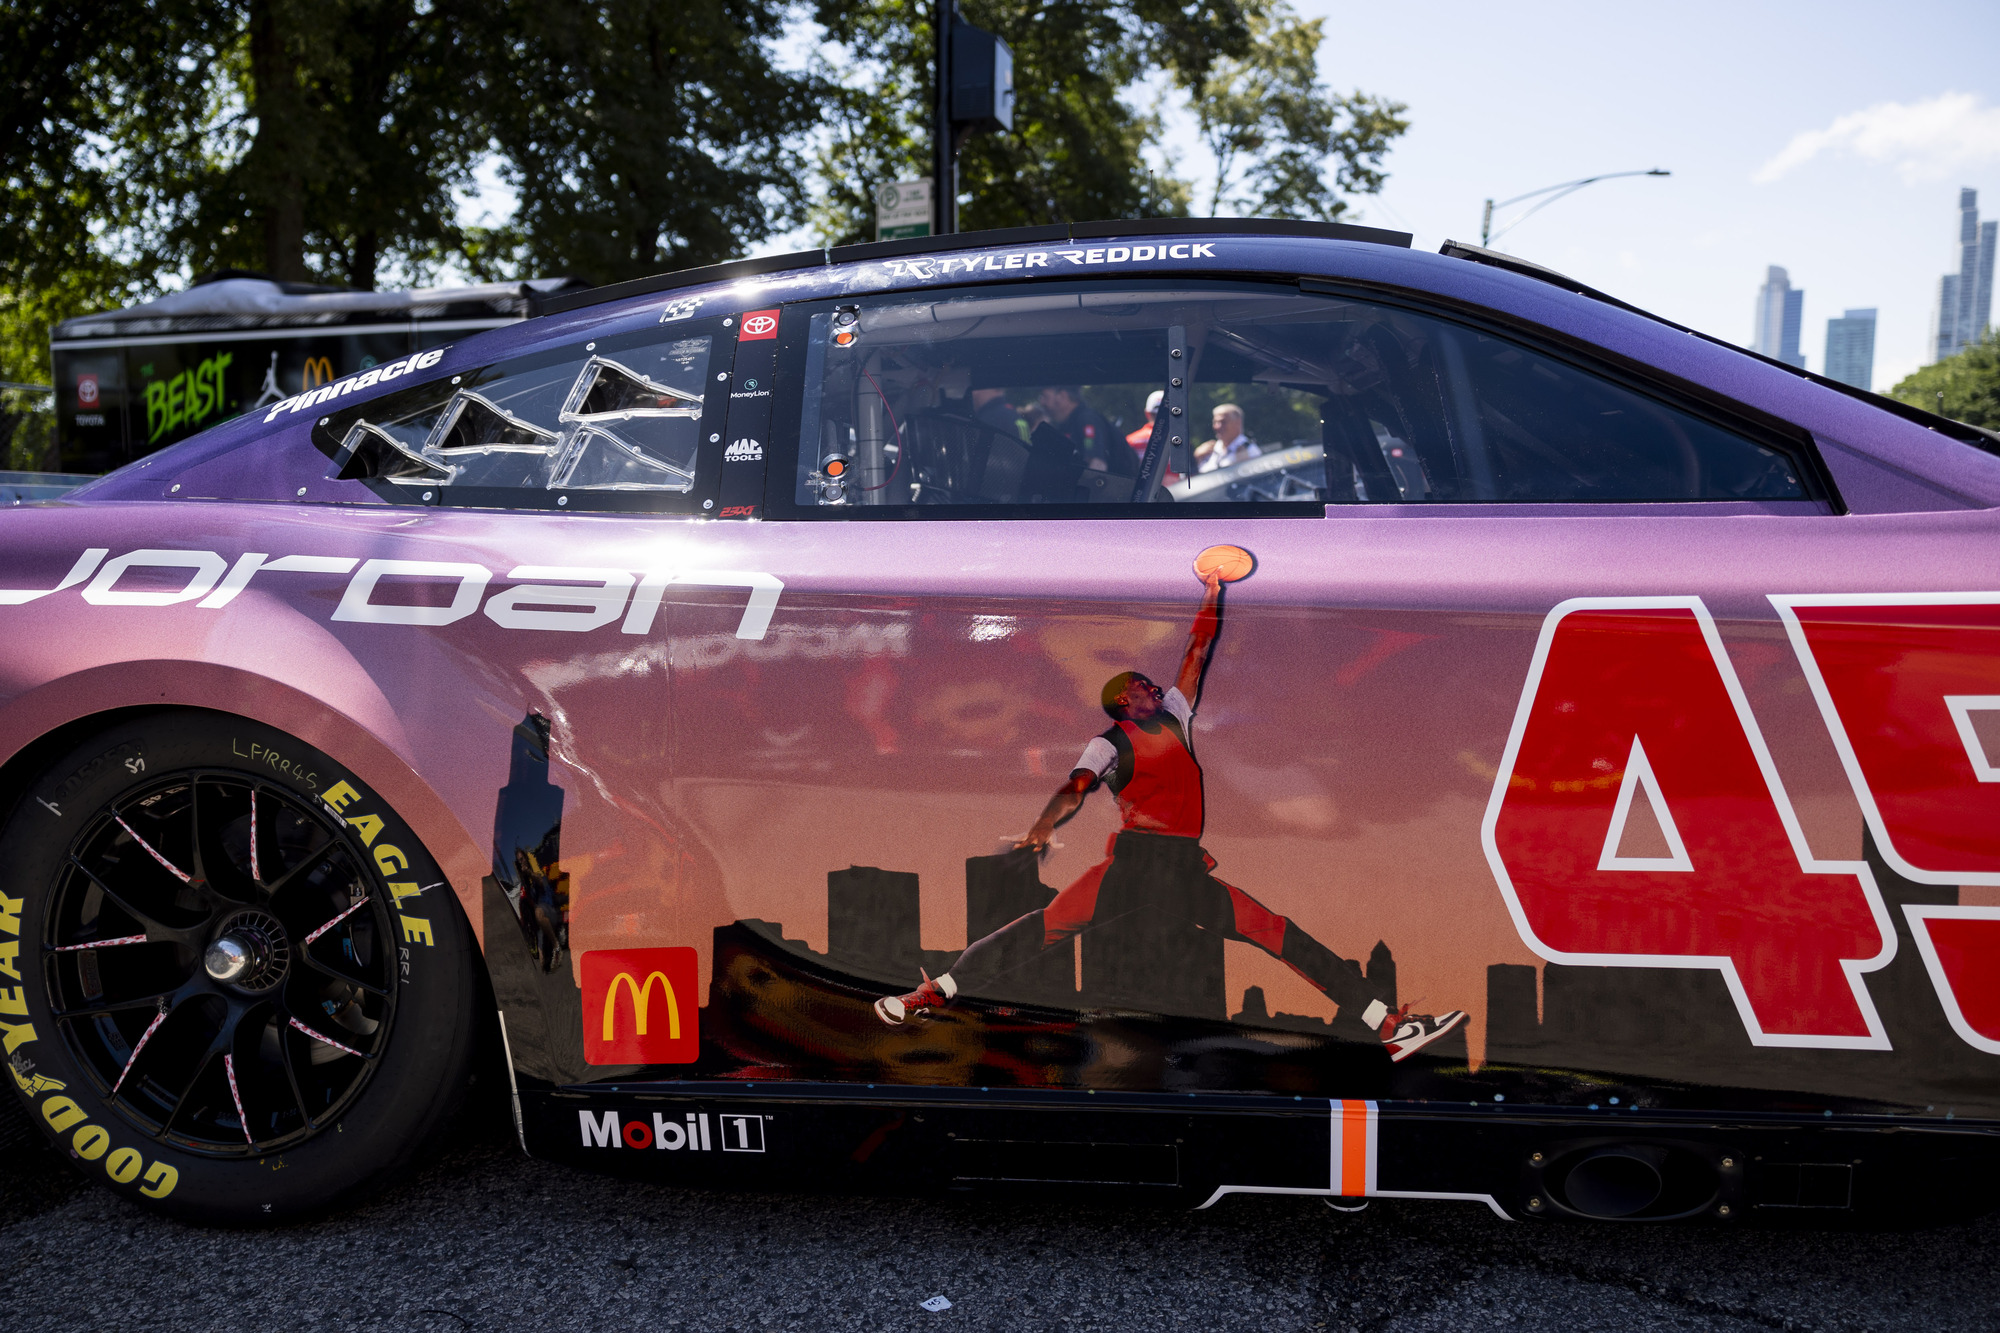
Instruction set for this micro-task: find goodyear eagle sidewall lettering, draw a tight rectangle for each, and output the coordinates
[0,713,475,1222]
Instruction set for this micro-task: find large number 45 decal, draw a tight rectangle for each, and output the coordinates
[1773,593,2000,1055]
[1482,598,1894,1049]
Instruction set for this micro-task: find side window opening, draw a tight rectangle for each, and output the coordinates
[317,333,714,500]
[793,287,1341,513]
[784,281,1812,516]
[1432,323,1806,501]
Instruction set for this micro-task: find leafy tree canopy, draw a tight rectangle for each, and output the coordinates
[1,0,1408,387]
[1187,2,1407,220]
[1889,333,2000,432]
[467,0,823,285]
[0,0,817,384]
[805,0,1406,244]
[0,0,226,370]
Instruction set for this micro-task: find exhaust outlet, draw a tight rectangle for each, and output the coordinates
[1562,1146,1667,1218]
[1536,1141,1726,1221]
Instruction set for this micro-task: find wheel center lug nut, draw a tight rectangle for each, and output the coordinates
[205,935,253,982]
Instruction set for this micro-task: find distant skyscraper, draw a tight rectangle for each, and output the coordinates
[1824,308,1877,391]
[1933,188,1997,362]
[1752,266,1807,369]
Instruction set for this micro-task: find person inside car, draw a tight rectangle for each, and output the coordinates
[971,387,1023,440]
[1035,385,1133,477]
[1195,403,1262,472]
[1125,388,1164,457]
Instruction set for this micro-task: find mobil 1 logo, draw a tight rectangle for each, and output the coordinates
[717,1111,765,1153]
[579,1107,770,1153]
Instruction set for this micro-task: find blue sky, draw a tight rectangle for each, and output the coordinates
[1246,0,2000,390]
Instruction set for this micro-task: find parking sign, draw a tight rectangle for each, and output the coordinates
[875,179,933,242]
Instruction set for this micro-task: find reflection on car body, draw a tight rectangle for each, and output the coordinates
[4,220,2000,1228]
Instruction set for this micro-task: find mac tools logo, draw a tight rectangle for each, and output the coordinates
[578,1108,770,1153]
[723,438,763,463]
[581,947,699,1064]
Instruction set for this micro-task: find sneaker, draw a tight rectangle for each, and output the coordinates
[1381,1007,1467,1063]
[874,971,957,1026]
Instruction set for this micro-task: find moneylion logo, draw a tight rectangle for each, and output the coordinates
[581,947,699,1064]
[724,438,763,462]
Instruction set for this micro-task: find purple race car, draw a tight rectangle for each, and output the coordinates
[7,220,2000,1226]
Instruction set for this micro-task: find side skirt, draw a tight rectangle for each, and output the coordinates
[518,1083,2000,1224]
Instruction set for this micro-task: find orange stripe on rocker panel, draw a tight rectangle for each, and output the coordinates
[1339,1100,1372,1197]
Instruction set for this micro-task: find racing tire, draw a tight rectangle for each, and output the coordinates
[0,710,479,1224]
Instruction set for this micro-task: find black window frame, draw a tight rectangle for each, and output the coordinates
[308,314,739,515]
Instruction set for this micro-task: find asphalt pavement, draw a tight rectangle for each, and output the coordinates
[4,1088,1998,1333]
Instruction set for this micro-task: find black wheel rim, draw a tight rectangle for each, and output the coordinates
[41,770,400,1156]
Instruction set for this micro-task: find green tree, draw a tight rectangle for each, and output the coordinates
[807,0,1258,245]
[472,0,822,285]
[1187,1,1407,220]
[1890,333,2000,431]
[806,0,1406,245]
[3,1,489,295]
[0,2,225,383]
[150,0,496,289]
[195,0,489,288]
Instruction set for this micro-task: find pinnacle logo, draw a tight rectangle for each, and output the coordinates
[581,947,699,1065]
[724,438,763,463]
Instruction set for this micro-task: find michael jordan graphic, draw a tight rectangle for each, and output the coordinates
[874,546,1469,1062]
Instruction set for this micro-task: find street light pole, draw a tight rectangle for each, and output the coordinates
[1480,168,1670,248]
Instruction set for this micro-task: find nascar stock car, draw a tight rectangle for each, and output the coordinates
[7,219,2000,1227]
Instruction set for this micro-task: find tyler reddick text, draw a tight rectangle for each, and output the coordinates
[579,1109,769,1153]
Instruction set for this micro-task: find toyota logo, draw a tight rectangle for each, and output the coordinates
[742,314,777,336]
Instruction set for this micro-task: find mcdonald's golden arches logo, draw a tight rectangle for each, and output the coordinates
[603,970,680,1041]
[302,356,335,389]
[581,947,699,1065]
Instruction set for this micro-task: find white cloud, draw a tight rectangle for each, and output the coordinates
[1754,92,2000,185]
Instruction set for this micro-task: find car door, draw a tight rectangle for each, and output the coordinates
[654,264,2000,1118]
[301,304,755,1083]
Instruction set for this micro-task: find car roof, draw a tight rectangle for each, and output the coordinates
[536,219,1413,318]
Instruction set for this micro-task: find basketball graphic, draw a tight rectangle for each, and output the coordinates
[1193,544,1255,583]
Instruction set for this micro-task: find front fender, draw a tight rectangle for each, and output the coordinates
[0,653,486,950]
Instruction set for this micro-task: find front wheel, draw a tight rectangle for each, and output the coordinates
[1,710,479,1223]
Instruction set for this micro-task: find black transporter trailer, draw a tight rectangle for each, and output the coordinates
[48,274,583,475]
